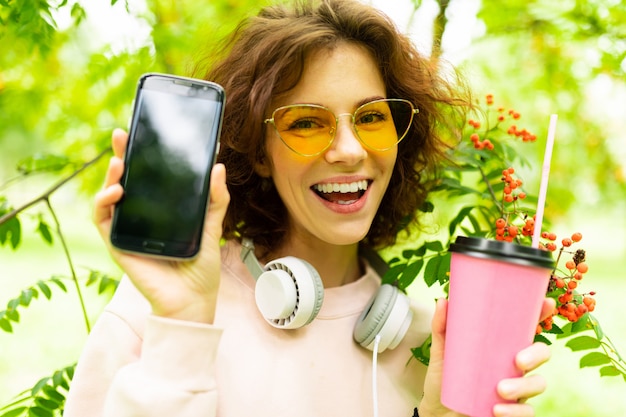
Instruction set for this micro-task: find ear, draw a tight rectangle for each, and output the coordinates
[254,157,272,178]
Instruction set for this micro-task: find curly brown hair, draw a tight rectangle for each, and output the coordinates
[193,0,469,253]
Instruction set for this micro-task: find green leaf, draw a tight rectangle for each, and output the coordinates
[0,318,13,333]
[28,406,53,417]
[382,263,405,285]
[424,256,442,287]
[36,220,53,245]
[533,333,552,345]
[589,314,604,340]
[19,288,36,306]
[50,277,67,292]
[411,334,432,366]
[42,385,65,403]
[0,407,28,417]
[70,3,87,25]
[424,240,444,253]
[579,352,611,368]
[36,281,52,300]
[448,206,475,237]
[0,216,22,249]
[5,307,19,322]
[16,154,71,175]
[565,335,601,351]
[52,370,65,387]
[544,322,564,335]
[65,364,75,380]
[31,378,50,396]
[34,398,58,411]
[419,200,434,213]
[599,365,622,377]
[398,260,424,290]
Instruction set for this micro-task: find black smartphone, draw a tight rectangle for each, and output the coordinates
[110,73,225,259]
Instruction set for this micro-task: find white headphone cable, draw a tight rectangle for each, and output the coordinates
[372,333,381,417]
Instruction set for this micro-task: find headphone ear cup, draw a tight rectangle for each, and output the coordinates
[255,256,324,329]
[353,284,413,352]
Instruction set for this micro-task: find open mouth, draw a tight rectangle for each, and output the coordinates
[311,180,370,205]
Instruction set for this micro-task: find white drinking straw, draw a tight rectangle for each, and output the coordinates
[532,114,559,248]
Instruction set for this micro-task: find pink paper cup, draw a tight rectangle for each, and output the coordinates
[441,236,554,417]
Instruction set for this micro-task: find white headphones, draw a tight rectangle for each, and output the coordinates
[240,238,413,352]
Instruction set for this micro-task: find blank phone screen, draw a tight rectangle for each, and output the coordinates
[114,86,222,247]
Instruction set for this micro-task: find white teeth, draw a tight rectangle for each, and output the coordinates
[313,180,368,194]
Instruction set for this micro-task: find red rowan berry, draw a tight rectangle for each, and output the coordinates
[518,192,527,199]
[571,232,582,242]
[507,167,515,174]
[513,112,521,119]
[568,280,577,290]
[504,194,514,203]
[496,218,506,228]
[474,141,484,150]
[574,272,583,280]
[577,262,588,274]
[562,238,573,247]
[508,225,518,238]
[546,242,557,251]
[504,186,512,194]
[498,115,505,122]
[470,133,480,142]
[555,278,565,289]
[548,232,557,241]
[483,140,494,150]
[536,324,543,335]
[541,231,549,239]
[565,260,576,270]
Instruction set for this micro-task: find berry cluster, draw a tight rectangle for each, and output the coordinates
[466,94,537,150]
[537,232,597,333]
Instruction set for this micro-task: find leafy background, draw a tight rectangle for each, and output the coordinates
[1,0,625,415]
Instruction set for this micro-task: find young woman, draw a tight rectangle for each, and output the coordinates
[65,1,553,416]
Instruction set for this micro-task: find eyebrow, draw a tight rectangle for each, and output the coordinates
[289,95,387,110]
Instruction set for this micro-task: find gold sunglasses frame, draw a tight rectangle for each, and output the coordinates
[263,98,419,157]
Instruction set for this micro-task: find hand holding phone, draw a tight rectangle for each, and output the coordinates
[92,74,230,323]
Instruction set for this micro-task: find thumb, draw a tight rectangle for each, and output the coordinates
[203,163,230,243]
[430,297,448,364]
[420,298,449,415]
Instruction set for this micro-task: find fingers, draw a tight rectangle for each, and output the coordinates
[497,373,547,402]
[493,402,536,417]
[539,297,557,322]
[515,342,551,373]
[111,128,128,158]
[93,183,123,228]
[93,155,125,231]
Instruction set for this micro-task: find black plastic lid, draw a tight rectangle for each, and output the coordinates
[449,236,555,269]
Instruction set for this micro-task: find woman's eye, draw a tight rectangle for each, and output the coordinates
[289,118,320,130]
[357,112,385,125]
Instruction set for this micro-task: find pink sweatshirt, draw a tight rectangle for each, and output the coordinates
[64,241,432,417]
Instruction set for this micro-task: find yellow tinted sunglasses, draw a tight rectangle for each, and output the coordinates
[264,98,419,157]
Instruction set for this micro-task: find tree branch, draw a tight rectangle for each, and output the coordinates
[0,147,110,226]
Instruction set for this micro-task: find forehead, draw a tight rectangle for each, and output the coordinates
[271,42,386,111]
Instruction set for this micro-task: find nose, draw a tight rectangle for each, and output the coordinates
[324,114,367,164]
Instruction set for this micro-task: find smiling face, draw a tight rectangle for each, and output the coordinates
[256,43,397,251]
